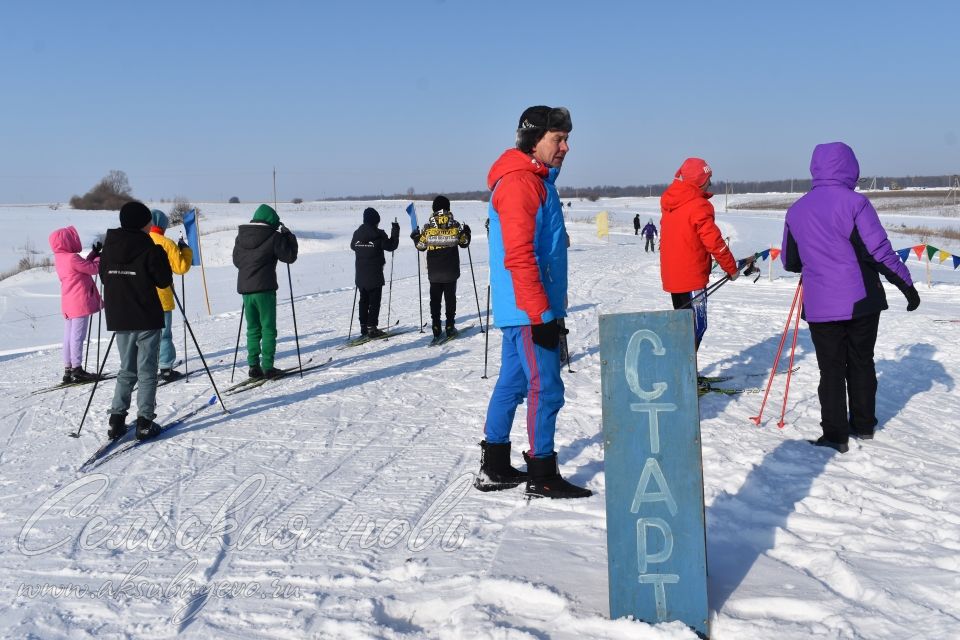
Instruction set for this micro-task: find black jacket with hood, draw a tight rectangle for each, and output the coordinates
[351,208,399,289]
[99,227,173,331]
[233,205,299,294]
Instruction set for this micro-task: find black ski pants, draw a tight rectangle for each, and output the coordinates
[358,286,383,332]
[429,281,457,327]
[808,312,881,444]
[645,236,656,252]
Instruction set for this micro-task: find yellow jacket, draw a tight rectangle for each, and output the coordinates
[150,230,193,311]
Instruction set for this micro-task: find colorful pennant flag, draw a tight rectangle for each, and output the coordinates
[912,245,926,259]
[769,248,781,260]
[954,255,960,270]
[937,250,951,264]
[895,248,911,263]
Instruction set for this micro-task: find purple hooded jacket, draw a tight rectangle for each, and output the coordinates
[781,142,913,322]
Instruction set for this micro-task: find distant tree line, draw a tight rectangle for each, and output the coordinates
[322,174,958,203]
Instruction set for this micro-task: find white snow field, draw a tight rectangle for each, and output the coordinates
[1,197,958,639]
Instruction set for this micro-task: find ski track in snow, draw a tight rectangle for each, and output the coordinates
[1,198,959,639]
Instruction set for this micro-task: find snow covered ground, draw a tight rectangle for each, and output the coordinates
[1,196,958,639]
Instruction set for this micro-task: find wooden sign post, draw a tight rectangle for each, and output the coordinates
[600,310,709,638]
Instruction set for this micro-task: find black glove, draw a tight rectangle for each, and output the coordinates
[462,224,471,236]
[391,221,400,234]
[92,241,103,254]
[530,319,561,350]
[177,237,189,249]
[904,285,920,312]
[410,229,421,241]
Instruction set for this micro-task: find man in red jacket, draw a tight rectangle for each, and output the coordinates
[659,158,739,352]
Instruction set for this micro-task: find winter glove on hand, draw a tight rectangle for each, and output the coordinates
[391,221,400,234]
[530,319,561,350]
[410,229,420,241]
[904,285,921,311]
[727,269,740,282]
[177,237,189,249]
[462,224,471,236]
[92,241,103,254]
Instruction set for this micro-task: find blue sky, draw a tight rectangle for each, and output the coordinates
[1,1,958,203]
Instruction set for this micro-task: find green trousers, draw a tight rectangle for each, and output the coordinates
[244,291,278,369]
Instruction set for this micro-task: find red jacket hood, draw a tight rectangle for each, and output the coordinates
[661,180,712,212]
[487,148,549,190]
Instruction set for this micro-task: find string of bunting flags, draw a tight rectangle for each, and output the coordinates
[895,244,960,270]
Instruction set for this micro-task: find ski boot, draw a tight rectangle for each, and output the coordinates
[70,367,98,383]
[159,368,185,382]
[248,365,264,379]
[263,367,284,379]
[367,326,386,339]
[135,416,162,441]
[108,412,128,440]
[445,323,459,339]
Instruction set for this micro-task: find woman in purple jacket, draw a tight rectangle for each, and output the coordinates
[782,142,920,453]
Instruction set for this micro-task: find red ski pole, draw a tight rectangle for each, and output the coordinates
[777,284,803,429]
[750,279,802,426]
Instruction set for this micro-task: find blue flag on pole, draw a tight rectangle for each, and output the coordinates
[405,202,418,231]
[182,209,202,266]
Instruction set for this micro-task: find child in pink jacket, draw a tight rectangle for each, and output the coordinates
[48,226,104,382]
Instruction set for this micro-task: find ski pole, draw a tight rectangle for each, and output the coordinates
[416,249,424,332]
[348,286,358,339]
[230,299,244,383]
[83,306,94,369]
[750,279,802,426]
[70,332,116,438]
[678,275,730,310]
[182,274,188,378]
[286,262,303,378]
[776,284,803,429]
[481,284,491,379]
[386,220,396,327]
[173,289,229,414]
[84,275,99,370]
[466,244,485,333]
[95,279,103,370]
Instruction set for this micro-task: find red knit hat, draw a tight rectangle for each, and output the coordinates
[674,158,712,187]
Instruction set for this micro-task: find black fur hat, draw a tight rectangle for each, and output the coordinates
[432,195,451,213]
[516,106,572,153]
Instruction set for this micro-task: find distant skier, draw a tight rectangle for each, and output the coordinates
[633,213,641,235]
[232,204,299,379]
[48,226,103,383]
[149,209,193,382]
[410,195,472,342]
[351,207,399,338]
[476,104,590,499]
[660,157,739,358]
[641,219,658,252]
[99,202,173,441]
[782,142,920,454]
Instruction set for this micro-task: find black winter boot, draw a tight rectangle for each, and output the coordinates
[432,323,442,340]
[63,367,73,383]
[248,365,263,379]
[108,412,128,440]
[474,440,528,491]
[135,416,162,441]
[159,368,185,382]
[524,451,592,499]
[70,366,98,383]
[446,323,458,339]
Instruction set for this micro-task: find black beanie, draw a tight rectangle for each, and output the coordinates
[119,201,152,230]
[516,105,573,153]
[432,196,450,213]
[362,207,380,226]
